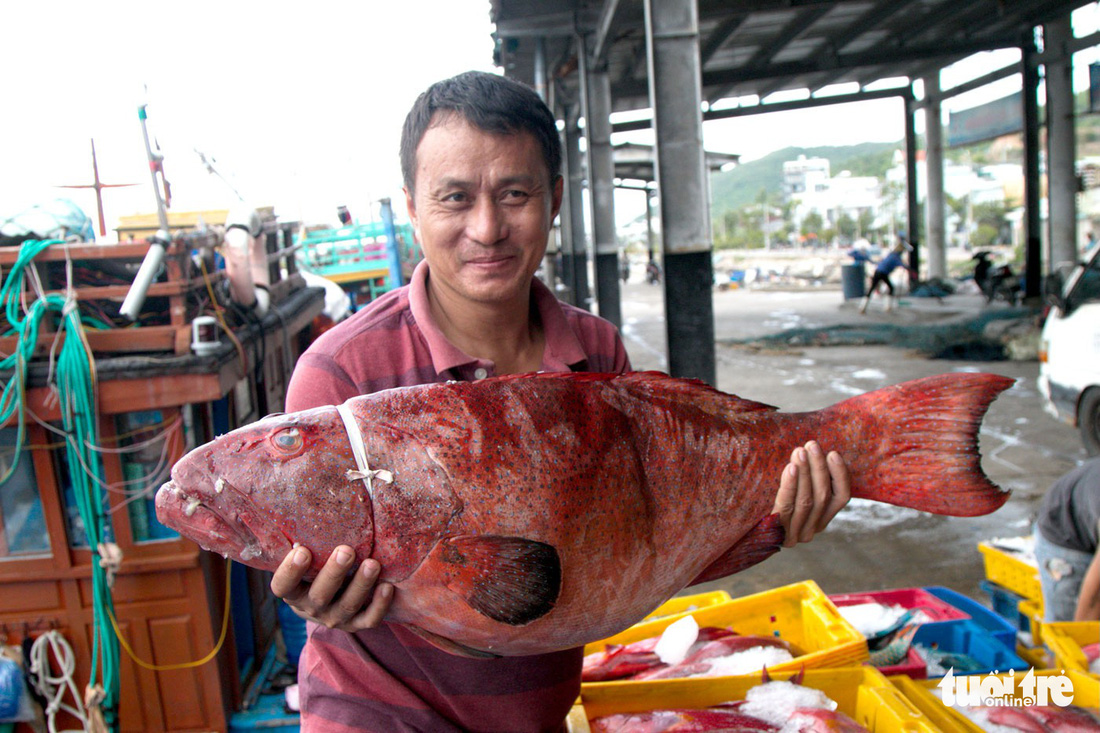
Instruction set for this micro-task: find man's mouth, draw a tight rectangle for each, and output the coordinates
[466,256,513,266]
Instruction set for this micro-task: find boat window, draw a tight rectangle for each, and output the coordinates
[0,427,51,559]
[54,431,115,549]
[116,411,179,543]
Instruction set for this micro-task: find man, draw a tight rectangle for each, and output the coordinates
[271,71,850,732]
[1035,458,1100,622]
[859,235,914,314]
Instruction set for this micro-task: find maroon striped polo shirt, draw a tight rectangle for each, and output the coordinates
[285,260,631,732]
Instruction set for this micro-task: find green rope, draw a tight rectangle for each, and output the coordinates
[0,239,119,729]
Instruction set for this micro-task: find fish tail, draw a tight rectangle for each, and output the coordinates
[822,372,1014,517]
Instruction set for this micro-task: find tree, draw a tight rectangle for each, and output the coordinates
[858,209,875,239]
[801,211,824,238]
[973,200,1012,245]
[837,212,857,242]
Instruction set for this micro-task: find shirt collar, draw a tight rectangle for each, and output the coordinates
[408,259,588,377]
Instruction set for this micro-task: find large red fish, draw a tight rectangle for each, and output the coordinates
[155,371,1012,657]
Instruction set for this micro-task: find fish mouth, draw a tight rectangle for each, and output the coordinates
[155,479,288,570]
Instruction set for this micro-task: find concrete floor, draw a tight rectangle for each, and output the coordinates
[616,281,1090,602]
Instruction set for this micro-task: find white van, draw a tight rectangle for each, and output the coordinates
[1038,245,1100,455]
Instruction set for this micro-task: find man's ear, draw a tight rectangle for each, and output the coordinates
[404,187,421,243]
[550,176,564,221]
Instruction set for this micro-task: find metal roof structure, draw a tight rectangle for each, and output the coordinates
[491,0,1087,118]
[488,0,1094,383]
[613,142,739,184]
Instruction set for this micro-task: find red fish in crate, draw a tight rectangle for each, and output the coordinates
[582,627,792,682]
[156,371,1012,657]
[588,671,872,732]
[589,707,778,732]
[988,704,1100,731]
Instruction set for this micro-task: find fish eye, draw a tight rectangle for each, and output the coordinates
[271,427,303,453]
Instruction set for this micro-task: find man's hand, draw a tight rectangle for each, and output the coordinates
[773,441,851,548]
[270,545,394,632]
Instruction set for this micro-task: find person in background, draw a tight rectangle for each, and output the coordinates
[859,234,914,314]
[645,255,661,285]
[848,244,872,267]
[269,70,851,733]
[1034,457,1100,622]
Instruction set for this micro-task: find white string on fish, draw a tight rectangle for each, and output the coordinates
[336,402,393,502]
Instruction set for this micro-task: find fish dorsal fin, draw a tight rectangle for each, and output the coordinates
[431,535,561,626]
[488,371,777,418]
[615,371,777,418]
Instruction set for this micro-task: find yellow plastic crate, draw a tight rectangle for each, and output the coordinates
[582,580,868,689]
[641,590,732,623]
[890,671,1099,732]
[977,541,1042,602]
[1042,621,1100,678]
[1015,642,1052,670]
[572,667,939,732]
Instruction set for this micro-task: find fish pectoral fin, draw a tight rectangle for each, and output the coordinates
[403,624,501,659]
[431,534,561,627]
[688,514,784,586]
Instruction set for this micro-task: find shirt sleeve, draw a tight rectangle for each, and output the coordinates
[286,352,360,412]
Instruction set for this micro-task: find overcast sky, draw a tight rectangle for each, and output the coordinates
[1,1,497,233]
[3,1,1098,237]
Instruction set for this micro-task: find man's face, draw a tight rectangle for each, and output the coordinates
[405,114,563,307]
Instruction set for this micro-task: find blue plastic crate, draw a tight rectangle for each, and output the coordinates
[229,693,299,732]
[923,586,1017,649]
[978,579,1030,634]
[911,619,1029,678]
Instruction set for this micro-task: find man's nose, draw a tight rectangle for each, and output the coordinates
[467,197,506,244]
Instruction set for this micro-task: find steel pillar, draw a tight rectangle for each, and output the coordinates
[1023,42,1043,299]
[1046,16,1078,269]
[533,37,547,102]
[923,73,947,281]
[646,190,656,261]
[555,107,575,306]
[580,63,622,328]
[563,108,591,310]
[904,94,921,284]
[644,0,715,385]
[534,38,559,290]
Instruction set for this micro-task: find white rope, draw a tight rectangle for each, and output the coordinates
[28,630,88,733]
[335,402,392,502]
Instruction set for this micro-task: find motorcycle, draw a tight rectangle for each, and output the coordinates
[645,261,661,285]
[988,263,1023,305]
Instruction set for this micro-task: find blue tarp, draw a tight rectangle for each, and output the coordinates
[0,198,95,243]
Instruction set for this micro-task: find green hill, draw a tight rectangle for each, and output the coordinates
[709,142,901,216]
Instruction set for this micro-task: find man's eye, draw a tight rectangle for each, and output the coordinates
[271,428,303,453]
[443,192,468,203]
[503,190,530,201]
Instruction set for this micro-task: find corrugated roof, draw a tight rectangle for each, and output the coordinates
[491,0,1089,115]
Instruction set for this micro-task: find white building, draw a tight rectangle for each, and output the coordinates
[784,155,880,238]
[782,155,831,198]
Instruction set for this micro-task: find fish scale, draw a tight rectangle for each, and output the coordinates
[156,370,1013,657]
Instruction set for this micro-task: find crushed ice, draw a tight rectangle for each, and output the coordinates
[654,615,699,665]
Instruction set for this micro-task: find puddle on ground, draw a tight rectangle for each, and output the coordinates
[828,498,925,533]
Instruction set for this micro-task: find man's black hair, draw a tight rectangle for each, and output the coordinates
[400,71,562,195]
